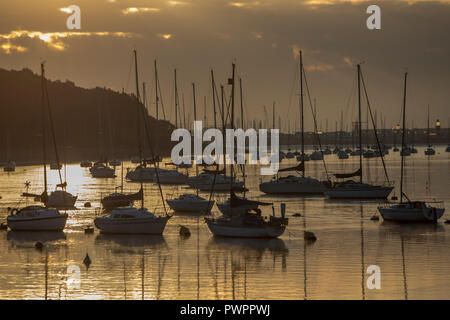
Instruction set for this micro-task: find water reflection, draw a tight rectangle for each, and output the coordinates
[7,231,66,245]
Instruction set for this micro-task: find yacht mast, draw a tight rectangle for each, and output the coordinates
[400,72,408,203]
[299,50,305,177]
[134,50,144,209]
[154,60,159,120]
[357,64,363,183]
[229,63,236,193]
[41,63,48,197]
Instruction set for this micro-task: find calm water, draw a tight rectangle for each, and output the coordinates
[1,145,449,300]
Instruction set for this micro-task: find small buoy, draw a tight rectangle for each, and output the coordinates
[0,223,7,230]
[84,226,94,234]
[35,242,43,250]
[304,231,317,242]
[179,225,191,237]
[370,215,380,221]
[292,213,302,217]
[444,219,450,224]
[84,202,91,208]
[83,253,91,268]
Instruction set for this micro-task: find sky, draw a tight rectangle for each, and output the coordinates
[0,0,449,131]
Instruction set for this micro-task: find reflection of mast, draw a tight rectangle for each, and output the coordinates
[197,216,200,300]
[44,249,48,300]
[302,198,307,300]
[141,252,145,300]
[123,260,127,300]
[360,204,365,300]
[401,236,408,300]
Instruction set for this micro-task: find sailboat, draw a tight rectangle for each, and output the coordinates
[378,73,445,222]
[90,101,115,178]
[101,161,143,210]
[94,50,171,234]
[260,50,328,195]
[205,63,288,238]
[7,63,68,231]
[324,64,394,199]
[424,105,435,156]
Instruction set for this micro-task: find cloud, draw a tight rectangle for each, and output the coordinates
[343,56,353,67]
[1,43,27,54]
[122,7,161,14]
[251,32,263,39]
[157,33,173,39]
[229,1,261,8]
[167,1,188,6]
[304,63,335,71]
[0,30,136,52]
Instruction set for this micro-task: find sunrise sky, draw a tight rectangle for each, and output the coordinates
[1,0,449,131]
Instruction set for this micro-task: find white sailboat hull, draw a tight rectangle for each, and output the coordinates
[47,192,77,208]
[260,180,326,195]
[7,214,68,231]
[325,186,393,199]
[378,206,445,222]
[94,216,169,234]
[206,220,285,238]
[167,199,214,212]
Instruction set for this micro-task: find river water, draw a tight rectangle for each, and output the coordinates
[0,145,449,300]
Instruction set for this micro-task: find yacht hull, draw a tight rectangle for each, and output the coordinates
[47,193,77,208]
[94,217,169,234]
[206,220,285,238]
[325,186,393,199]
[259,181,326,195]
[167,199,214,212]
[378,207,445,222]
[7,214,68,231]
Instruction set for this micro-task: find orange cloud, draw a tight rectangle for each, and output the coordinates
[0,30,136,52]
[1,43,27,54]
[122,7,160,14]
[305,64,334,71]
[157,33,173,39]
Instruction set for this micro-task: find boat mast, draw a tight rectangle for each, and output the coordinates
[41,63,48,197]
[211,70,217,129]
[239,77,246,195]
[192,83,197,124]
[299,50,305,177]
[174,69,179,129]
[229,63,236,193]
[357,64,363,183]
[400,72,408,203]
[154,60,159,120]
[427,105,430,146]
[134,50,144,209]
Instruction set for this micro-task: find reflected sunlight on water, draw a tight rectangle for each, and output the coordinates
[0,146,449,299]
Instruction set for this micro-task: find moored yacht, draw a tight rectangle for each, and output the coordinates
[94,207,169,234]
[7,206,68,231]
[205,195,288,238]
[156,170,188,184]
[46,189,77,208]
[126,164,156,181]
[80,160,92,168]
[324,64,394,200]
[90,162,115,178]
[166,194,214,213]
[378,72,445,222]
[379,201,444,222]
